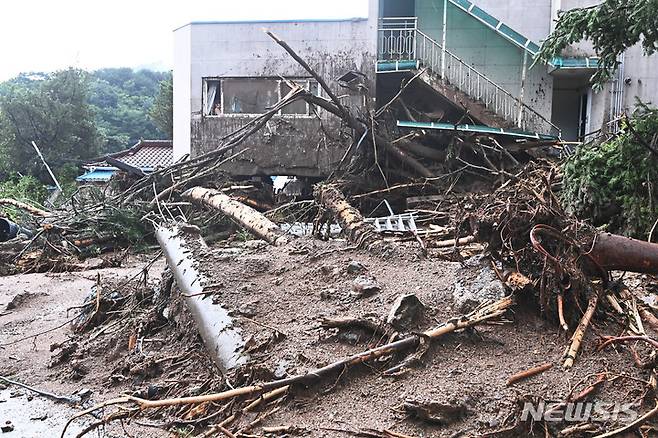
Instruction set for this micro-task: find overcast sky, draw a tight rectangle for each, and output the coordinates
[0,0,369,81]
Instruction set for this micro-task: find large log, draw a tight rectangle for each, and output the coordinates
[183,187,289,246]
[314,184,385,250]
[588,232,658,275]
[0,198,51,217]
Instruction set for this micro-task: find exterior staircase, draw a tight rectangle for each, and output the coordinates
[378,18,560,136]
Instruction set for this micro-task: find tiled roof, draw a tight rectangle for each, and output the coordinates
[87,140,173,170]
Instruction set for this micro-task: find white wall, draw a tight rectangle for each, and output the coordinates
[172,0,379,161]
[186,18,376,117]
[470,0,552,43]
[173,26,192,160]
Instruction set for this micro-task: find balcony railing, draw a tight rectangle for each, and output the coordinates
[377,18,560,137]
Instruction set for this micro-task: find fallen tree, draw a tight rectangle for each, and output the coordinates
[313,183,386,250]
[183,187,289,246]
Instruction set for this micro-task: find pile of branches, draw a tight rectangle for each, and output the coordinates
[2,29,653,438]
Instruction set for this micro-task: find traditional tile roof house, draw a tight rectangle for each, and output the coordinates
[77,140,173,183]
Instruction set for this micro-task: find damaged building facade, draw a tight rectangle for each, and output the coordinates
[172,5,379,177]
[173,0,658,176]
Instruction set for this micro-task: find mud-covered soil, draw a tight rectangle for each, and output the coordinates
[1,238,655,437]
[0,259,170,437]
[187,237,652,437]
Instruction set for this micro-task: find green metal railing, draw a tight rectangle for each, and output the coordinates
[378,18,561,137]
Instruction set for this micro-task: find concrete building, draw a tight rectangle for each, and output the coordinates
[173,4,379,176]
[173,0,658,175]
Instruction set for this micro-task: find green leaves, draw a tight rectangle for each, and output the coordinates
[0,67,171,178]
[0,68,102,176]
[89,68,170,152]
[149,74,173,140]
[537,0,658,87]
[562,106,658,238]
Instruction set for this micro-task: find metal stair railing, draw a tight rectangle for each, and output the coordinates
[378,19,560,137]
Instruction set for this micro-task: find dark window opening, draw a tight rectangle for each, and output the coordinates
[203,77,319,116]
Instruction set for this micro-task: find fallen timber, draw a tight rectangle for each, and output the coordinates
[589,232,658,275]
[61,296,514,436]
[314,183,386,250]
[183,187,289,246]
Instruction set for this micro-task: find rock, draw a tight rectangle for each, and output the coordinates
[274,358,291,379]
[346,260,364,274]
[320,288,337,300]
[351,275,380,298]
[452,255,506,312]
[337,331,360,344]
[243,239,267,250]
[75,388,93,399]
[1,421,14,433]
[237,302,258,318]
[5,292,40,311]
[403,399,469,424]
[387,294,424,329]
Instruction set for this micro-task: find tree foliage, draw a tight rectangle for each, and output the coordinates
[538,0,658,85]
[562,105,658,238]
[0,68,102,176]
[149,73,173,139]
[89,68,170,151]
[0,67,170,180]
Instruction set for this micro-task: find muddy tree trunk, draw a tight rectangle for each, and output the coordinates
[314,184,386,250]
[183,187,289,246]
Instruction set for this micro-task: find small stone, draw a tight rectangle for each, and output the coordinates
[237,302,257,318]
[452,255,506,312]
[488,418,501,428]
[274,359,291,379]
[338,331,360,344]
[1,421,14,433]
[76,388,93,399]
[320,288,336,300]
[243,239,267,249]
[346,260,364,274]
[351,275,380,297]
[387,294,424,329]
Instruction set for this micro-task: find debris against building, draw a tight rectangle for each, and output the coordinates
[2,1,658,438]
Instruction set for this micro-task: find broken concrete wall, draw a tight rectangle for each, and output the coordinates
[174,13,379,176]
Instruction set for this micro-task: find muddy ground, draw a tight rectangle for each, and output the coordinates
[0,237,655,437]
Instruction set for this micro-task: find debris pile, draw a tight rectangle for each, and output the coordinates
[1,31,658,438]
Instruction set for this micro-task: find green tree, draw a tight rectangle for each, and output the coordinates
[149,74,173,139]
[0,68,102,176]
[562,105,658,238]
[89,68,169,152]
[538,0,658,85]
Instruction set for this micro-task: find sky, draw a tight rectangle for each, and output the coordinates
[0,0,370,81]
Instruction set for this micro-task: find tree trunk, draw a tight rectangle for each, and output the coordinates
[314,184,386,250]
[183,187,289,246]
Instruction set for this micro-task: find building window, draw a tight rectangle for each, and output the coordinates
[203,77,320,117]
[205,80,221,115]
